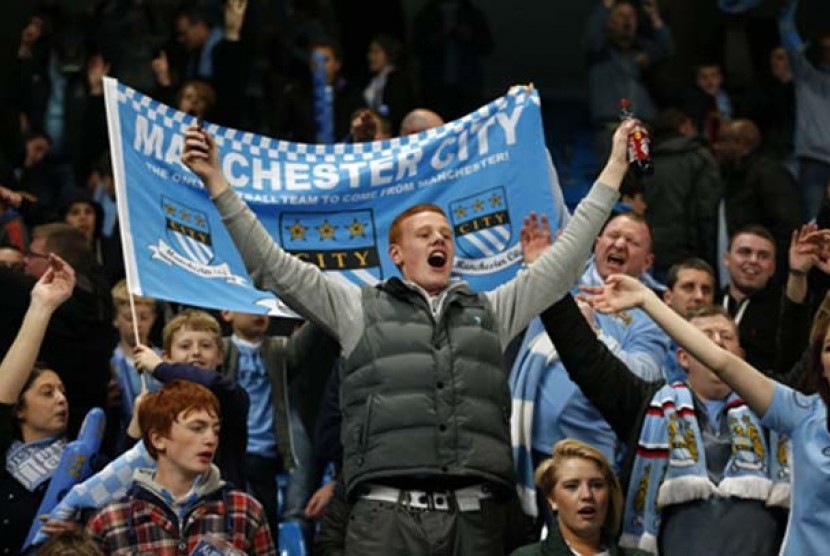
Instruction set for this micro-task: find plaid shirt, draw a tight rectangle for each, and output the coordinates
[87,482,275,555]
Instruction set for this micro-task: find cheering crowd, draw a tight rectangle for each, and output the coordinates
[2,0,830,554]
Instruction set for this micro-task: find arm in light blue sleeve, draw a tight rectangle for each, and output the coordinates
[38,441,155,543]
[596,309,669,382]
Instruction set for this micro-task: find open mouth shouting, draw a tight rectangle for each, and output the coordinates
[197,450,214,464]
[605,252,626,271]
[427,249,448,269]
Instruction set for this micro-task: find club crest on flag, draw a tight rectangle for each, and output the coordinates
[148,195,247,286]
[162,196,214,264]
[449,186,512,259]
[279,209,383,284]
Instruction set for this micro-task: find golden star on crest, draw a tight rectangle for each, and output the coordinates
[348,218,367,239]
[195,215,206,228]
[317,220,337,240]
[180,209,190,221]
[490,194,502,208]
[165,204,176,216]
[473,200,485,212]
[287,220,307,241]
[454,206,467,219]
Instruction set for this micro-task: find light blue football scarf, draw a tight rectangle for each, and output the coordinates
[619,383,790,554]
[6,436,66,491]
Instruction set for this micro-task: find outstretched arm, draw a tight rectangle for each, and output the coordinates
[181,126,361,346]
[488,120,635,344]
[586,274,776,415]
[0,255,75,404]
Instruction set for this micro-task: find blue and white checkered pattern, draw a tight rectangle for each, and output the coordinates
[37,442,155,544]
[116,81,537,168]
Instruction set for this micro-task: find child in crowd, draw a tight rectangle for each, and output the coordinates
[86,380,275,554]
[109,280,162,449]
[220,312,340,538]
[39,309,251,544]
[133,309,249,487]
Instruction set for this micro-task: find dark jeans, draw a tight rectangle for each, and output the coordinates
[316,478,349,556]
[344,495,510,556]
[244,453,283,538]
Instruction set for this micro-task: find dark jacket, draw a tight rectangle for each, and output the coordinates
[645,133,722,275]
[722,151,803,282]
[372,68,418,135]
[341,279,513,498]
[511,522,649,556]
[221,323,339,471]
[738,80,795,162]
[0,404,49,555]
[720,283,783,373]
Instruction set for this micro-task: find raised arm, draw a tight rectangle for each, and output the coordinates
[586,274,776,415]
[487,120,635,345]
[0,255,74,404]
[541,294,655,441]
[181,126,362,346]
[584,1,613,57]
[775,225,830,375]
[778,0,804,53]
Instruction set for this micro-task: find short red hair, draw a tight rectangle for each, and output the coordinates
[388,204,447,245]
[139,380,220,459]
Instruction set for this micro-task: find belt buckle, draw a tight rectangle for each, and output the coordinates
[431,491,450,511]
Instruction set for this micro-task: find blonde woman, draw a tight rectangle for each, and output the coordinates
[512,439,648,556]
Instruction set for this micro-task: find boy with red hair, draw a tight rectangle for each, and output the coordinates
[86,380,274,554]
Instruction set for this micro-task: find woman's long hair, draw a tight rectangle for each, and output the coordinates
[808,309,830,431]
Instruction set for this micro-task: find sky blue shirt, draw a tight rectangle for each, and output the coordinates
[232,336,278,458]
[761,383,830,555]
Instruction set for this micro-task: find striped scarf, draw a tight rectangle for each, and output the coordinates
[620,383,790,553]
[6,436,66,491]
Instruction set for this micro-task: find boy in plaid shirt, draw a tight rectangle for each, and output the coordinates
[86,380,275,555]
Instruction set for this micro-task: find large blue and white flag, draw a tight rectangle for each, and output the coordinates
[104,78,568,315]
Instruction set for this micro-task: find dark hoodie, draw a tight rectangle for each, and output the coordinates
[644,133,722,278]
